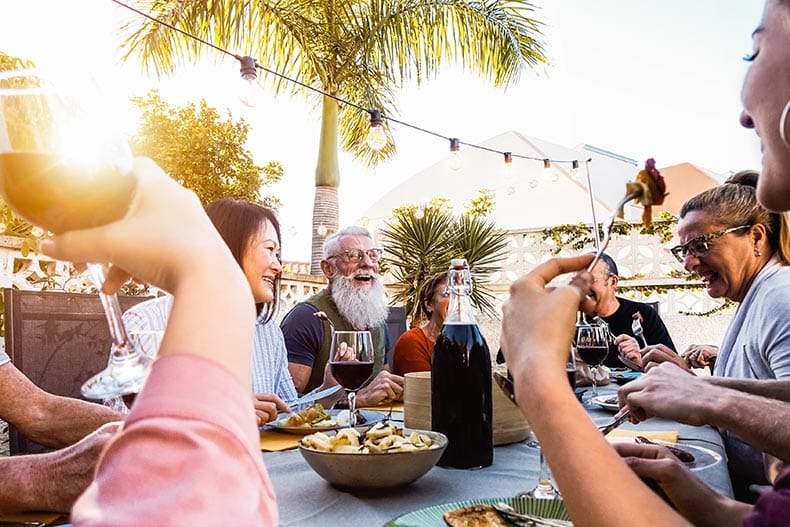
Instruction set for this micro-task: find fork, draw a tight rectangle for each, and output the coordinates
[494,502,572,527]
[631,313,648,348]
[587,191,641,272]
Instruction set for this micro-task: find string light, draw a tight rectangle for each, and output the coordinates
[111,0,587,174]
[365,110,388,150]
[237,55,259,107]
[449,138,462,171]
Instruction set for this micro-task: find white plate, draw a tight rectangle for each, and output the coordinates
[268,409,385,435]
[607,437,722,471]
[591,394,620,412]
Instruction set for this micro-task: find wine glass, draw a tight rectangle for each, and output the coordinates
[0,65,148,399]
[329,331,375,427]
[107,328,165,412]
[574,316,608,397]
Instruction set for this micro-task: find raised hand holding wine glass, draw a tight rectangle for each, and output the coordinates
[329,331,375,427]
[0,65,148,399]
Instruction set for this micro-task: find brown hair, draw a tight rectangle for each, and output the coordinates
[680,170,790,263]
[417,271,449,321]
[205,198,282,322]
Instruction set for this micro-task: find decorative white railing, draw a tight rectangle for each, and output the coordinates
[0,227,726,320]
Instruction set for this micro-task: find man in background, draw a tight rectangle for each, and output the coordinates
[281,226,403,406]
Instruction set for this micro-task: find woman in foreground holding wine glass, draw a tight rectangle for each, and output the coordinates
[0,64,148,399]
[329,330,375,427]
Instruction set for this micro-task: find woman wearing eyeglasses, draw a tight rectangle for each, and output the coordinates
[392,271,450,375]
[630,170,790,497]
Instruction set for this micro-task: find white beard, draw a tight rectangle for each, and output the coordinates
[329,271,389,330]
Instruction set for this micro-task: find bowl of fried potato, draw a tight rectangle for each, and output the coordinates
[298,422,447,489]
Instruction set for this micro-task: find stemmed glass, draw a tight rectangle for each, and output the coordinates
[574,314,608,397]
[0,65,149,399]
[328,331,375,427]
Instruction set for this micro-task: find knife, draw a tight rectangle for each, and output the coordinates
[494,370,517,406]
[289,384,343,409]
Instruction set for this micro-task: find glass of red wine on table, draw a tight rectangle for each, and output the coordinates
[328,331,375,427]
[0,66,152,401]
[574,313,609,398]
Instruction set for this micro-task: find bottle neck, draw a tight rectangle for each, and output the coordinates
[445,268,476,324]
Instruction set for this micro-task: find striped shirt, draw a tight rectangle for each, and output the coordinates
[122,295,297,404]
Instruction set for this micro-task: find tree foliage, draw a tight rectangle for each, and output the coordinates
[129,90,282,208]
[379,203,509,324]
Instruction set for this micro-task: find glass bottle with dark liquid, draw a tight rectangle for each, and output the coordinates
[431,258,493,469]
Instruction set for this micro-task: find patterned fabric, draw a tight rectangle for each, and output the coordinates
[123,296,297,404]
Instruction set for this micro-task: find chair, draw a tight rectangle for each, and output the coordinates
[3,288,152,455]
[386,306,408,366]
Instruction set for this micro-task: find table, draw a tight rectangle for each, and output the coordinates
[265,386,733,526]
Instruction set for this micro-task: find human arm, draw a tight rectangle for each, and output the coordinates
[614,334,642,368]
[501,254,690,527]
[0,362,120,448]
[614,442,752,527]
[281,304,323,393]
[252,393,291,425]
[0,421,121,514]
[42,158,276,524]
[681,344,719,369]
[641,343,689,372]
[619,363,790,461]
[706,376,790,401]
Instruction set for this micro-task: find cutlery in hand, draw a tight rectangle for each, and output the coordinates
[631,312,648,348]
[597,407,631,436]
[289,384,343,409]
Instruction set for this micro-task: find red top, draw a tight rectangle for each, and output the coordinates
[393,327,434,375]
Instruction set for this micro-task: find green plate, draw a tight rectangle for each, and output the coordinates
[383,496,570,526]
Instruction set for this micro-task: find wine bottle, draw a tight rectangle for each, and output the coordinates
[431,258,493,469]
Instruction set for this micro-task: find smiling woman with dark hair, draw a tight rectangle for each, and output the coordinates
[123,198,297,425]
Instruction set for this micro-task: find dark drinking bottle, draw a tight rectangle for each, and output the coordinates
[431,258,493,469]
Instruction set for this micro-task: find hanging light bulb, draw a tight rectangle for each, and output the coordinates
[541,158,554,182]
[238,55,260,107]
[571,159,580,175]
[365,110,388,150]
[449,138,462,171]
[503,152,514,182]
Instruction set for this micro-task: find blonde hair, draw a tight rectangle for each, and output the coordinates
[680,171,790,264]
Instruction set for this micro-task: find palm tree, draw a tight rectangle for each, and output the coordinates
[119,1,548,273]
[379,204,509,324]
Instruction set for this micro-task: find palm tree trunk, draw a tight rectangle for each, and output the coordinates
[310,95,341,274]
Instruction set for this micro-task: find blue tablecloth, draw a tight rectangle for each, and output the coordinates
[265,385,733,526]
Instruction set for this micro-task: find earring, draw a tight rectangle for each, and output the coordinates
[781,100,790,150]
[756,249,763,257]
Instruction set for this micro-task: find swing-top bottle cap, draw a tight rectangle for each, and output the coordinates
[450,258,468,270]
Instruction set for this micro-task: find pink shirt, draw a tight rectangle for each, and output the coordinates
[71,354,278,526]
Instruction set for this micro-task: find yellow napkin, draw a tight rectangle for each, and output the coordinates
[260,430,301,452]
[0,512,63,525]
[607,429,679,444]
[359,402,404,413]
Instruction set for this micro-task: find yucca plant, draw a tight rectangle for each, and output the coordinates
[379,205,509,325]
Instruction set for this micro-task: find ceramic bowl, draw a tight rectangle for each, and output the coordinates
[298,428,447,489]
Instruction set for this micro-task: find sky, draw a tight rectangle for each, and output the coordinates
[0,0,766,261]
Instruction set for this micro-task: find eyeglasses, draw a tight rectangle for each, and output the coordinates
[328,248,382,263]
[670,225,751,263]
[591,273,614,283]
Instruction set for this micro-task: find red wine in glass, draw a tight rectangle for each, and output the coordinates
[577,345,607,367]
[329,331,374,427]
[329,361,374,391]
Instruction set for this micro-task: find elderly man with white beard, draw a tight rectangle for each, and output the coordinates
[281,226,404,407]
